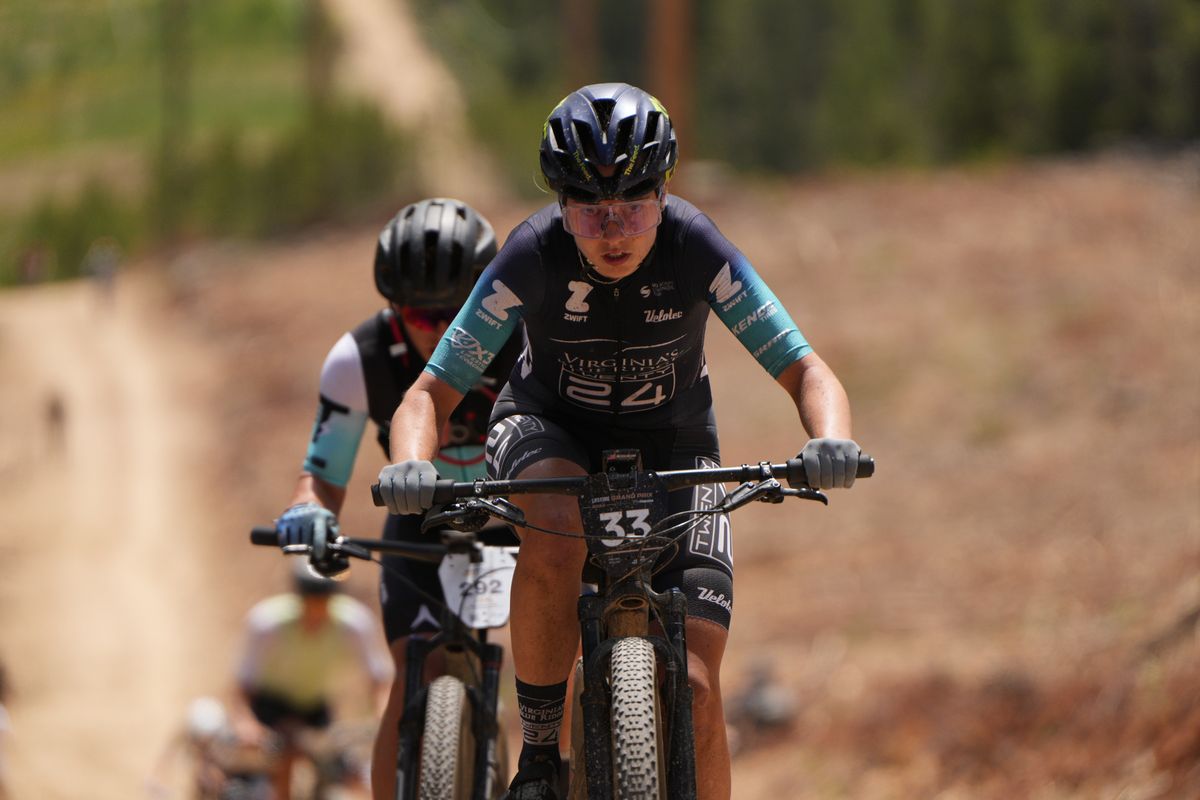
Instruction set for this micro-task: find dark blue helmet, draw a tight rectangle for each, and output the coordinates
[540,83,677,202]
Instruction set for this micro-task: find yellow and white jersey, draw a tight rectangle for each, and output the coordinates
[236,594,391,708]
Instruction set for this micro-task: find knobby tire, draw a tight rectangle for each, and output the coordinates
[610,637,662,800]
[418,675,474,800]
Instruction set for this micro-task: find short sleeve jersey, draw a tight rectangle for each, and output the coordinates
[303,308,521,484]
[235,594,393,707]
[423,196,812,429]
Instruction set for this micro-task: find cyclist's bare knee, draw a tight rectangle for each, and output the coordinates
[511,458,587,561]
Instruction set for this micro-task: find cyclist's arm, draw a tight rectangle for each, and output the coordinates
[292,333,372,513]
[388,372,465,461]
[774,353,853,439]
[287,473,346,516]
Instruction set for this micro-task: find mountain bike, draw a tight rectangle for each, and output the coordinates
[370,448,873,800]
[250,525,517,799]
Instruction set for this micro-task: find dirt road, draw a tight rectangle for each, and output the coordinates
[321,0,507,204]
[0,276,235,798]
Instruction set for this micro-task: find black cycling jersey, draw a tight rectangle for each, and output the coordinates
[423,196,812,430]
[303,307,521,485]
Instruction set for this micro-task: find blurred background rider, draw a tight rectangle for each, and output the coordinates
[231,561,390,799]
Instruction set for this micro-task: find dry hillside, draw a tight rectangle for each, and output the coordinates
[0,153,1197,799]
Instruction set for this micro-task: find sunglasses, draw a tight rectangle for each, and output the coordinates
[561,196,664,239]
[400,306,459,331]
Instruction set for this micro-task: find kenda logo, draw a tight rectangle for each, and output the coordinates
[697,587,732,612]
[480,280,522,322]
[730,301,778,336]
[709,263,743,304]
[565,281,593,313]
[644,308,683,323]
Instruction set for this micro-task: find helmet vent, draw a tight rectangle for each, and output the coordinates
[423,230,439,283]
[548,118,567,152]
[572,120,599,164]
[613,117,635,164]
[592,98,616,131]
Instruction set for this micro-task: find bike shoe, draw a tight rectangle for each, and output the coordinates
[500,754,561,800]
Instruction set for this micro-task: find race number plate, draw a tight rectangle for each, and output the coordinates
[438,547,518,629]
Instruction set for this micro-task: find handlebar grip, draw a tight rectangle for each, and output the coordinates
[369,480,460,510]
[250,526,279,546]
[785,452,875,486]
[431,479,458,505]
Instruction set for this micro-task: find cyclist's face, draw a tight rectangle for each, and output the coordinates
[395,304,455,359]
[565,190,663,280]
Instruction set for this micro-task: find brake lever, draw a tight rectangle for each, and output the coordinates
[421,498,528,535]
[718,479,830,512]
[776,486,829,506]
[718,480,779,513]
[329,538,372,560]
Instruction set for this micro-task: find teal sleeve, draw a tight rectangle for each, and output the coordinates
[303,398,368,487]
[708,256,812,377]
[424,274,526,394]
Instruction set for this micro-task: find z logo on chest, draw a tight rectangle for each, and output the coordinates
[563,280,593,322]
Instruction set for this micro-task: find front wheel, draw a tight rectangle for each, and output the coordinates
[609,637,663,800]
[418,675,474,800]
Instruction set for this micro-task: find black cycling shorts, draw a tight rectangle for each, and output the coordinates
[378,512,520,644]
[485,413,736,629]
[247,690,330,731]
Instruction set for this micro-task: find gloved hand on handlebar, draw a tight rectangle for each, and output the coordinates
[276,501,339,548]
[376,460,439,515]
[799,438,863,489]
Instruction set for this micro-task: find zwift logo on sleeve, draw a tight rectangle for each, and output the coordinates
[708,263,747,311]
[478,280,523,328]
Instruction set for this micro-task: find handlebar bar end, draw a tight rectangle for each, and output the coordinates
[250,527,279,546]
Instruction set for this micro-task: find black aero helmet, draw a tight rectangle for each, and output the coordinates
[373,198,497,307]
[540,83,677,202]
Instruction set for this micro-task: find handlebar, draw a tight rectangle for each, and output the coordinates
[248,526,476,564]
[370,454,874,508]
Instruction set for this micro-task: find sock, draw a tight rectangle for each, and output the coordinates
[515,677,567,768]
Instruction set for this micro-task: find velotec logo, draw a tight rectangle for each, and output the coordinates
[697,587,732,612]
[644,308,683,323]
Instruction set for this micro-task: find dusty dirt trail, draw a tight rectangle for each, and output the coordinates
[322,0,507,204]
[0,275,230,799]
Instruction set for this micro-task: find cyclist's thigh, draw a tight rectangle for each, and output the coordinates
[379,513,443,644]
[485,413,589,480]
[651,426,734,630]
